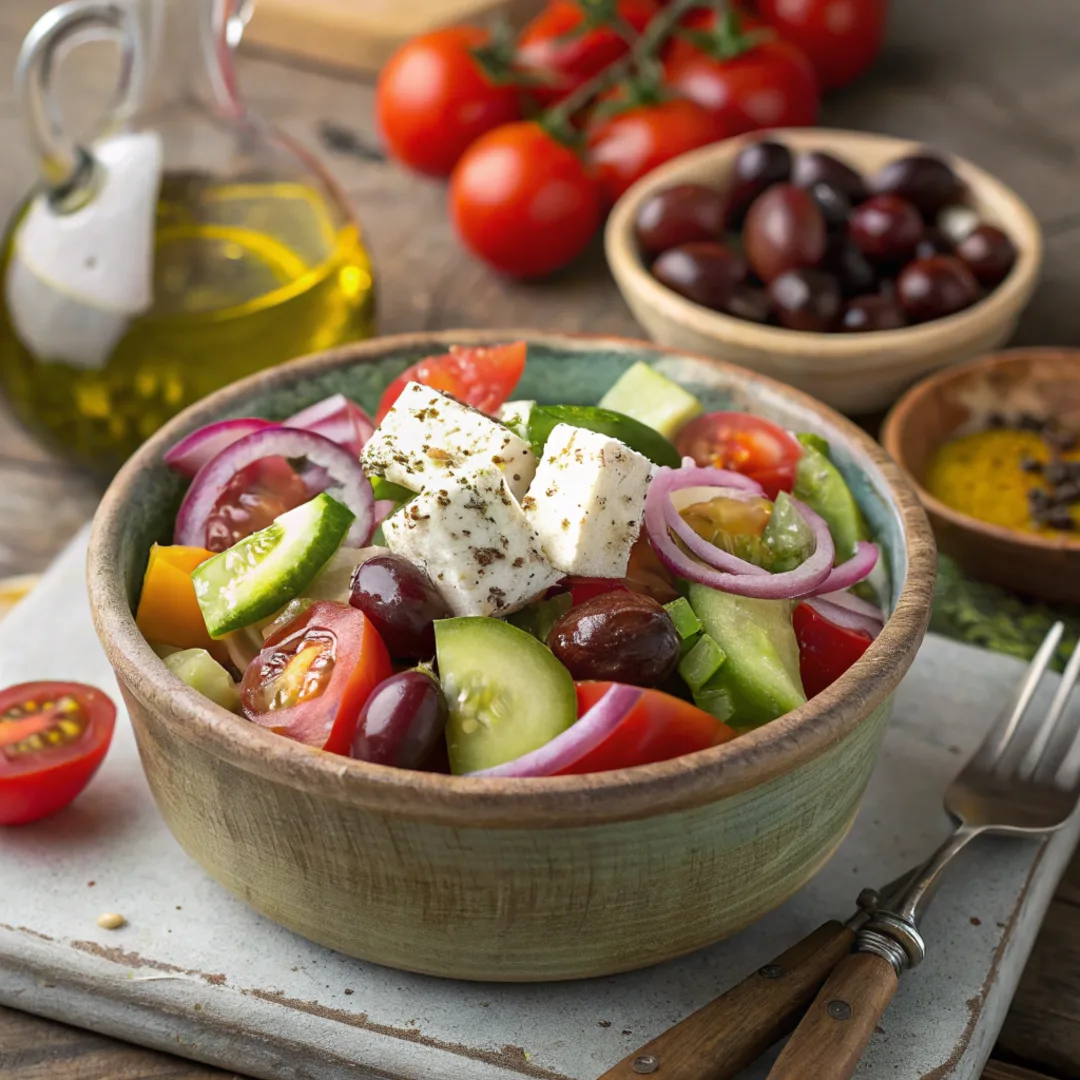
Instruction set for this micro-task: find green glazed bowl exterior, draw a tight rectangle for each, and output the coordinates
[87,331,936,981]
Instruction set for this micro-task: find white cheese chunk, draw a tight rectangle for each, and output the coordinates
[361,382,536,501]
[523,424,653,578]
[498,399,535,438]
[382,466,561,617]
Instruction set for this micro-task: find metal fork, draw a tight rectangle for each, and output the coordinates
[766,622,1080,1080]
[599,623,1080,1080]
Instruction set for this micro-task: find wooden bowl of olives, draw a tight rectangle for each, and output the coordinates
[605,128,1042,415]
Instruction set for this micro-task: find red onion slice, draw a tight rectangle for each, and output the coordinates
[174,428,375,549]
[286,394,375,457]
[164,418,281,478]
[467,685,643,778]
[807,592,884,639]
[645,467,836,600]
[804,542,879,596]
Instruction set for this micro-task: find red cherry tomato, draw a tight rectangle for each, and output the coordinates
[376,341,527,422]
[0,682,116,826]
[450,121,603,279]
[516,0,660,106]
[675,412,804,500]
[205,456,310,553]
[586,99,725,205]
[559,682,734,773]
[666,38,819,135]
[792,602,872,698]
[241,601,393,755]
[757,0,887,91]
[376,27,522,177]
[562,577,632,606]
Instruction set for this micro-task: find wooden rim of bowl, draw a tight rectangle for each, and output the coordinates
[882,346,1080,552]
[605,128,1043,372]
[88,330,937,829]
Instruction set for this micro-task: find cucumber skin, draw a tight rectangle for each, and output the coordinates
[598,361,703,440]
[794,436,869,562]
[688,584,806,731]
[529,405,681,468]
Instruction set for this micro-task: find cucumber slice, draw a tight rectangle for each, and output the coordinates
[678,633,727,694]
[528,404,681,467]
[370,476,415,505]
[436,617,577,774]
[598,361,703,440]
[664,597,703,642]
[688,584,805,731]
[794,435,869,562]
[164,648,240,712]
[193,493,354,638]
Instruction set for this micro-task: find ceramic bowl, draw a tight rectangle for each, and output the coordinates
[882,347,1080,603]
[87,331,936,982]
[605,128,1043,416]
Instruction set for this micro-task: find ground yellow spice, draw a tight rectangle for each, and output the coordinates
[924,429,1080,535]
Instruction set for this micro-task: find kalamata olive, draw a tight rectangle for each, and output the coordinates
[635,184,728,257]
[915,227,953,259]
[823,236,878,296]
[871,153,963,217]
[767,269,842,332]
[848,195,923,263]
[546,592,680,687]
[896,255,980,322]
[349,670,448,769]
[728,140,793,218]
[955,224,1017,286]
[792,151,868,203]
[349,554,451,659]
[742,183,827,283]
[651,242,749,310]
[807,183,852,231]
[841,294,908,332]
[724,283,773,323]
[937,203,980,246]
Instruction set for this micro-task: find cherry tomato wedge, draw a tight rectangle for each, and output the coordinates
[562,577,632,606]
[204,456,311,553]
[241,601,392,755]
[375,341,527,422]
[0,682,116,826]
[792,601,872,699]
[675,411,803,500]
[559,682,734,774]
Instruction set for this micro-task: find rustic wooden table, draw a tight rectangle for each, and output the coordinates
[2,0,1080,1077]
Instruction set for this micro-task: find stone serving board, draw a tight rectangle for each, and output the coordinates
[1,527,1078,1080]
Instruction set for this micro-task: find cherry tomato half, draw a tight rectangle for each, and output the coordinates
[375,341,527,422]
[675,411,804,500]
[666,38,819,135]
[450,121,603,279]
[241,601,392,755]
[0,682,116,826]
[516,0,660,106]
[792,601,872,698]
[204,456,311,553]
[376,27,522,177]
[587,98,724,206]
[560,682,734,773]
[757,0,887,91]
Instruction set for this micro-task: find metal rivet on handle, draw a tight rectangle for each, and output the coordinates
[759,964,784,979]
[632,1056,659,1074]
[827,1000,852,1021]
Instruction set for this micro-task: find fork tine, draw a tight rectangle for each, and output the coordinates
[975,622,1064,770]
[1029,638,1080,782]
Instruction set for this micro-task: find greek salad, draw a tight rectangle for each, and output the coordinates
[136,342,885,777]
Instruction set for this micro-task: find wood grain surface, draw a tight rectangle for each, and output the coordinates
[1,0,1080,1075]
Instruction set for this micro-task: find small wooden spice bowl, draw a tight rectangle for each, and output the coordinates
[87,331,936,982]
[882,347,1080,603]
[605,128,1043,416]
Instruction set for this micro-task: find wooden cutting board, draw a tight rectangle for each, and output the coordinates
[244,0,546,75]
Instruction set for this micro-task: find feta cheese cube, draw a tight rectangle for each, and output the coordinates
[382,466,561,617]
[361,382,535,501]
[523,424,653,578]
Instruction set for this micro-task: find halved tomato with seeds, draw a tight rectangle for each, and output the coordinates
[0,682,117,826]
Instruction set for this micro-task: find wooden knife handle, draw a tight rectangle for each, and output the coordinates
[765,951,899,1080]
[597,920,854,1080]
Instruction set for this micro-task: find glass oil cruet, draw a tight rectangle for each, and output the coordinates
[0,0,376,477]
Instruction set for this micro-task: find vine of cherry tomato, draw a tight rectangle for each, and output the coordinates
[374,0,886,279]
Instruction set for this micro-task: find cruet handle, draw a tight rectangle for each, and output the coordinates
[15,0,140,206]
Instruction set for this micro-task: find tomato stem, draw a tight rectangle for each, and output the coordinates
[543,0,715,129]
